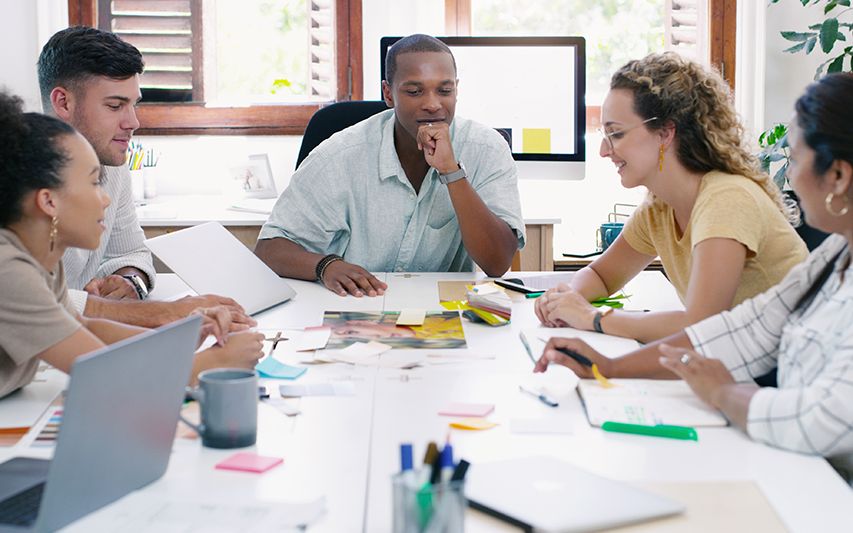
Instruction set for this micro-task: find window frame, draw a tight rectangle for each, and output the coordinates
[68,0,364,135]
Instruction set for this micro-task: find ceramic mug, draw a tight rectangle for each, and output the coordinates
[596,222,624,251]
[180,368,258,449]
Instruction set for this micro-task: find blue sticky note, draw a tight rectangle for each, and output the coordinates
[255,357,307,379]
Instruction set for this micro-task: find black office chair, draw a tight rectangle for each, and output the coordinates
[295,100,389,170]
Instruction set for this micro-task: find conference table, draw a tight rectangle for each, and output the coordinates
[4,271,852,531]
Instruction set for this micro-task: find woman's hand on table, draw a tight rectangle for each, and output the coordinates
[533,337,609,379]
[658,343,737,409]
[535,284,598,331]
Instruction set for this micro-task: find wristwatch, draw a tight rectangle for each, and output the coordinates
[121,274,149,300]
[438,161,467,185]
[592,305,614,334]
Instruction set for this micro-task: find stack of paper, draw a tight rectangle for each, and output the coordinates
[466,283,511,319]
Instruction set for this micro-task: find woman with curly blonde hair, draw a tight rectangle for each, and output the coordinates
[535,53,808,343]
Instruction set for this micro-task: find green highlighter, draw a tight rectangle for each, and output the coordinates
[601,421,698,441]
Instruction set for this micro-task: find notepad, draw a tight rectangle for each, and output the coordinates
[255,357,307,379]
[577,379,728,427]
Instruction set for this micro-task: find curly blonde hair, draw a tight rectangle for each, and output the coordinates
[611,52,798,224]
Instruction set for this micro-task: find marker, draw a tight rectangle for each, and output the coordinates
[400,443,417,487]
[519,385,558,407]
[555,346,593,367]
[601,421,698,441]
[439,441,455,482]
[450,459,469,481]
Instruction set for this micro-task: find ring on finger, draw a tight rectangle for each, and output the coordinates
[681,353,692,365]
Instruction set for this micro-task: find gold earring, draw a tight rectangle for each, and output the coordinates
[825,192,850,217]
[659,144,665,171]
[49,216,58,252]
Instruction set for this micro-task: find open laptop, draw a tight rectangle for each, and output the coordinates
[144,221,297,315]
[0,315,202,532]
[466,455,685,533]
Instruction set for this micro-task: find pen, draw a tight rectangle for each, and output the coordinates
[519,385,558,407]
[525,291,546,299]
[601,421,698,441]
[555,346,593,367]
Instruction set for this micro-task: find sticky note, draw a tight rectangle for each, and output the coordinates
[397,308,426,326]
[522,128,551,154]
[449,417,498,430]
[439,402,495,417]
[255,357,307,379]
[215,452,283,473]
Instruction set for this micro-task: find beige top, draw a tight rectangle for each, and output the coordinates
[622,171,809,307]
[0,229,81,398]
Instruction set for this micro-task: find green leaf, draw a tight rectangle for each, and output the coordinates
[821,18,840,53]
[781,31,810,42]
[784,41,808,53]
[773,163,789,191]
[806,36,818,54]
[827,54,845,72]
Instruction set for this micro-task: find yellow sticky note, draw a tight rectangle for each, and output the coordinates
[523,128,551,154]
[449,417,499,430]
[397,308,426,326]
[592,364,616,388]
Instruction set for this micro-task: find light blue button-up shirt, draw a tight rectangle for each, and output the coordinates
[260,110,525,273]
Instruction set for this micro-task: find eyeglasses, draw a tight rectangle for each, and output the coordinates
[597,117,659,152]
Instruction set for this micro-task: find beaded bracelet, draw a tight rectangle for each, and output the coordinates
[315,254,344,284]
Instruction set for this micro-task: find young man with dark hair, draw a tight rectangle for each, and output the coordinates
[255,34,525,297]
[38,26,253,328]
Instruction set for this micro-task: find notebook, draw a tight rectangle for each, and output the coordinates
[144,221,297,315]
[466,455,685,533]
[0,315,202,533]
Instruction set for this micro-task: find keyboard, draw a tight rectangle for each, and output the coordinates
[0,482,44,526]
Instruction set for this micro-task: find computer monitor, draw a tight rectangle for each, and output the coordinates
[380,36,586,180]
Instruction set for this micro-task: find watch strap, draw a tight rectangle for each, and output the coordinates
[438,161,467,185]
[593,306,613,334]
[121,274,148,299]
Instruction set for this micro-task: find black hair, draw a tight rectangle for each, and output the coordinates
[384,34,455,87]
[37,26,144,111]
[794,72,853,176]
[0,90,76,227]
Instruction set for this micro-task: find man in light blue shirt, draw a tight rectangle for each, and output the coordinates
[255,34,525,297]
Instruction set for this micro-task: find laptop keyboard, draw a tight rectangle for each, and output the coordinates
[0,482,44,526]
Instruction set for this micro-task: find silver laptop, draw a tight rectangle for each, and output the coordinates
[0,315,202,532]
[144,221,297,315]
[466,455,685,533]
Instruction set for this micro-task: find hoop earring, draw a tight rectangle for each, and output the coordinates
[659,145,665,171]
[825,192,850,217]
[49,216,58,252]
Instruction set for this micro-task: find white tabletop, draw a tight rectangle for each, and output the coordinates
[3,272,851,532]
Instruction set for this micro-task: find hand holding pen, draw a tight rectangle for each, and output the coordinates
[533,336,608,379]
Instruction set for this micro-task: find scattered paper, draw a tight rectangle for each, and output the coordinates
[296,326,331,351]
[262,397,301,416]
[215,452,283,473]
[279,382,356,397]
[256,357,307,379]
[449,417,498,430]
[439,403,495,417]
[396,308,426,326]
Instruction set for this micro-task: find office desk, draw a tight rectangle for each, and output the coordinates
[3,272,851,532]
[136,195,560,271]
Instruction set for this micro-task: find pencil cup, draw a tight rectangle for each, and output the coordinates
[130,169,144,202]
[180,368,258,449]
[392,474,465,533]
[142,166,158,199]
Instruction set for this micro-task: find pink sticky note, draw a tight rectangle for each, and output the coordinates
[439,402,495,417]
[215,453,283,473]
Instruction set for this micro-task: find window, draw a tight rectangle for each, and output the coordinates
[69,0,363,134]
[445,0,737,96]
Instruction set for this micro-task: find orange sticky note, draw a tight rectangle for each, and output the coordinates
[449,417,498,430]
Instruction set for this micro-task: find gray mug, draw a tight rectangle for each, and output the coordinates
[180,368,258,449]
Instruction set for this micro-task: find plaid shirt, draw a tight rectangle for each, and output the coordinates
[686,234,853,464]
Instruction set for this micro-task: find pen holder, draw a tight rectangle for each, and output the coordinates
[392,474,465,533]
[130,169,145,202]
